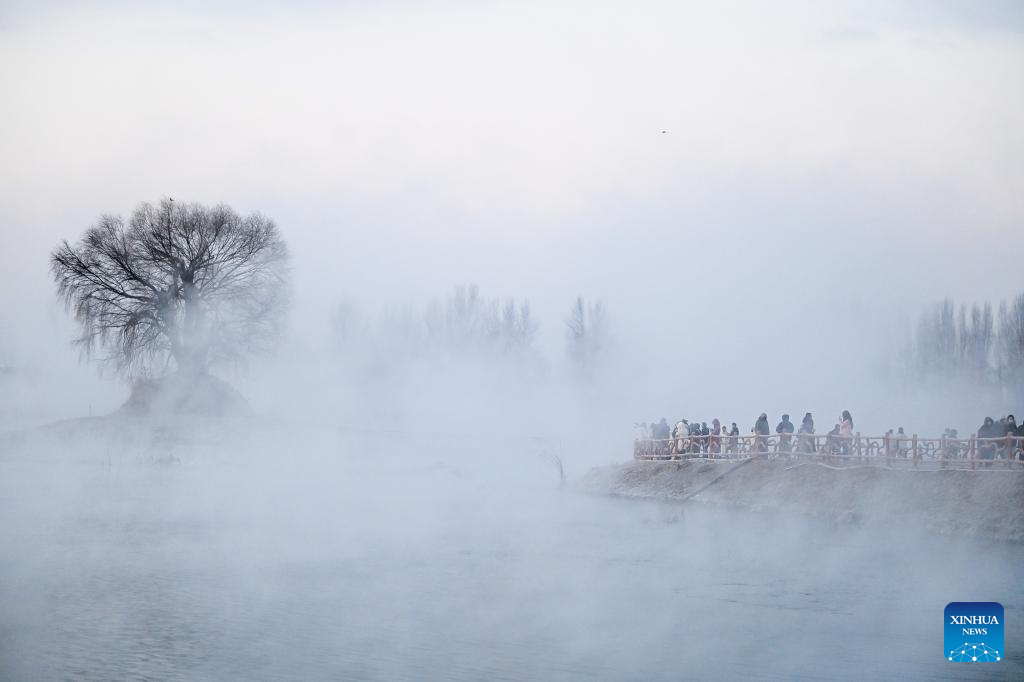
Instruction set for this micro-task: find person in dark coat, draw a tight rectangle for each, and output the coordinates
[1015,420,1024,461]
[651,417,671,456]
[827,424,841,454]
[978,417,997,460]
[754,413,770,453]
[776,414,795,452]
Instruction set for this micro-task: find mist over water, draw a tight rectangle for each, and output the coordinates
[2,1,1024,680]
[2,425,1022,681]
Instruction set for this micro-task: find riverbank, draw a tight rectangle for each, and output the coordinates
[576,459,1024,542]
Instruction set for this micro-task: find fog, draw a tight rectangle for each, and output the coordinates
[1,1,1023,679]
[4,420,1023,679]
[2,1,1023,435]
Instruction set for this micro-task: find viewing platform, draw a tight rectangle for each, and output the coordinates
[634,433,1024,470]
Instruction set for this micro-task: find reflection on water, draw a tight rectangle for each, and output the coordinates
[1,446,1021,681]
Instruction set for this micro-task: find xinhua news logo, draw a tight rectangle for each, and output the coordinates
[945,602,1003,662]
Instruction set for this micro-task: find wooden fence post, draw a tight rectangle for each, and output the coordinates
[912,434,918,467]
[855,432,862,460]
[969,434,976,470]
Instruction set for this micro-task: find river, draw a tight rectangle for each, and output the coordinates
[1,434,1020,680]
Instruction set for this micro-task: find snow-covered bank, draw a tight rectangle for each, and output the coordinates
[576,459,1024,542]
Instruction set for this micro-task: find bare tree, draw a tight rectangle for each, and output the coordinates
[499,299,538,354]
[964,302,994,382]
[330,297,363,352]
[909,298,958,380]
[956,303,969,370]
[934,298,957,377]
[51,198,289,378]
[565,296,607,377]
[997,293,1024,394]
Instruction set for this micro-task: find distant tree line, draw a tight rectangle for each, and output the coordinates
[331,284,539,361]
[423,284,539,356]
[903,292,1024,395]
[330,285,608,376]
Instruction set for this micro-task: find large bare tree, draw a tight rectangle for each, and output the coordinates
[52,198,289,378]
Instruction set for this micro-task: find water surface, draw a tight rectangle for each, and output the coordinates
[1,437,1020,680]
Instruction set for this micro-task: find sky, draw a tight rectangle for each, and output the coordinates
[0,0,1022,429]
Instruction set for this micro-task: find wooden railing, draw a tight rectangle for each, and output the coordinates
[633,432,1024,469]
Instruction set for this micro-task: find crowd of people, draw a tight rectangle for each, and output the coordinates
[635,411,856,456]
[634,410,1024,461]
[976,415,1023,460]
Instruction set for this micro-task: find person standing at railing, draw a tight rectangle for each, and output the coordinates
[652,417,670,457]
[996,417,1010,457]
[978,417,998,461]
[672,419,688,455]
[896,427,909,457]
[826,423,841,454]
[710,418,722,454]
[728,422,739,453]
[798,413,815,453]
[776,414,795,452]
[754,413,770,453]
[997,415,1016,459]
[840,410,854,455]
[947,428,961,458]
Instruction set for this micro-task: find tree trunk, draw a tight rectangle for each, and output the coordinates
[176,273,208,377]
